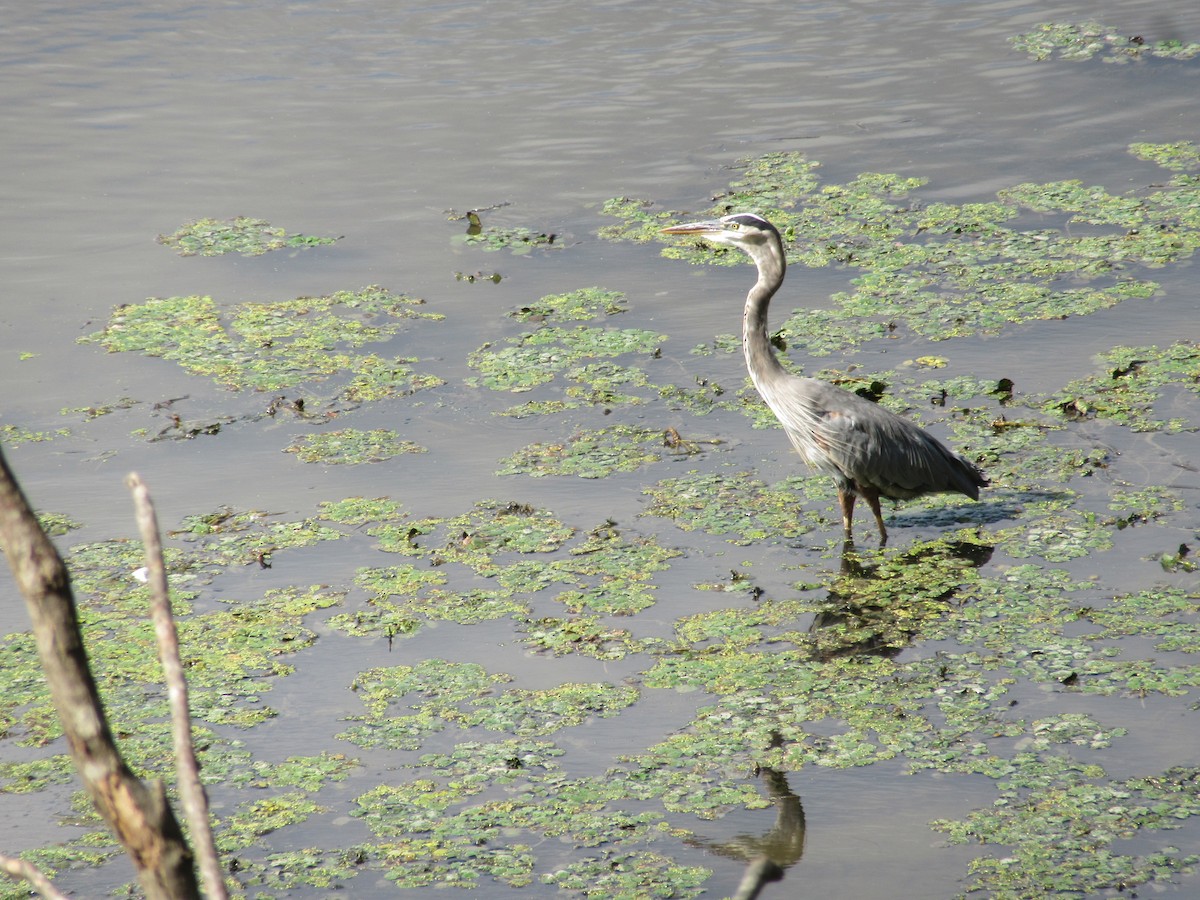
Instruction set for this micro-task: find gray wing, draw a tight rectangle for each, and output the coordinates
[764,377,985,500]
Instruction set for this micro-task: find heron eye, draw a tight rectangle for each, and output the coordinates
[728,222,739,231]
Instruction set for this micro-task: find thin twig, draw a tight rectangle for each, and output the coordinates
[0,854,70,900]
[127,473,228,900]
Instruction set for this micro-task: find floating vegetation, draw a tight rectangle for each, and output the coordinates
[316,496,406,525]
[0,423,70,447]
[169,506,343,567]
[643,471,824,544]
[1131,140,1200,172]
[157,216,340,256]
[1038,341,1200,432]
[1011,22,1200,63]
[343,659,634,743]
[467,324,666,394]
[933,766,1200,896]
[79,286,445,396]
[327,563,527,638]
[1000,510,1113,562]
[1106,486,1184,528]
[324,499,678,643]
[459,225,557,254]
[452,210,558,254]
[468,681,640,735]
[284,428,427,465]
[509,286,627,322]
[518,615,645,659]
[498,425,709,478]
[599,152,820,260]
[469,288,670,416]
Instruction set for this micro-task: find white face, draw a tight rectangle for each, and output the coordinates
[706,214,771,248]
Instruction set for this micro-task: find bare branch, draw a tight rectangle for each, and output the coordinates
[127,473,228,900]
[0,854,71,900]
[0,445,200,899]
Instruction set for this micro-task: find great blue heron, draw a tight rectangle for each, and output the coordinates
[661,212,986,544]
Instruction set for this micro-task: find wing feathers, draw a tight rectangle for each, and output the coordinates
[763,377,986,502]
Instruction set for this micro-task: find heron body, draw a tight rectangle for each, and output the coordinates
[662,212,986,543]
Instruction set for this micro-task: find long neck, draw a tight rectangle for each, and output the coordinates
[742,239,788,385]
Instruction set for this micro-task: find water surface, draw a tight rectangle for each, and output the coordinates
[2,1,1199,896]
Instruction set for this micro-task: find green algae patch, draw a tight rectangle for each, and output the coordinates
[519,615,646,659]
[498,425,710,478]
[157,217,340,256]
[79,286,444,396]
[509,286,628,322]
[999,510,1113,562]
[325,501,679,642]
[1011,22,1200,63]
[0,423,72,448]
[30,511,82,537]
[375,836,536,889]
[1084,588,1200,650]
[364,499,577,572]
[219,792,328,851]
[451,210,558,255]
[541,852,710,897]
[1130,140,1200,172]
[436,500,577,565]
[327,563,529,639]
[466,284,672,415]
[170,586,344,727]
[340,659,636,749]
[466,682,640,735]
[285,428,427,464]
[227,752,359,792]
[340,660,507,751]
[933,766,1200,897]
[643,470,823,544]
[458,226,557,254]
[1037,341,1200,432]
[345,737,709,895]
[470,286,745,419]
[1107,487,1185,528]
[251,847,370,892]
[467,324,666,393]
[601,155,822,253]
[316,496,406,525]
[171,506,343,567]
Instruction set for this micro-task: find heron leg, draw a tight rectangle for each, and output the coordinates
[860,488,888,546]
[836,488,856,540]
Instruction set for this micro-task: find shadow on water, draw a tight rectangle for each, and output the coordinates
[809,536,996,661]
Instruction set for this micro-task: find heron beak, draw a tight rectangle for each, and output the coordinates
[660,220,723,235]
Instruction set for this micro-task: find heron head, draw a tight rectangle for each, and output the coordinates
[660,212,780,250]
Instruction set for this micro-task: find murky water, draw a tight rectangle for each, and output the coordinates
[3,0,1200,896]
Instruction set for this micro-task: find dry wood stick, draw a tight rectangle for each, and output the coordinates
[127,473,228,900]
